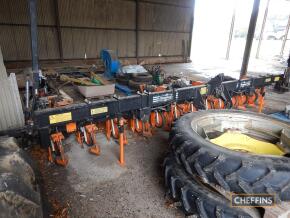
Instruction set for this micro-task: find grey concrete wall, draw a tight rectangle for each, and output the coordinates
[0,0,194,64]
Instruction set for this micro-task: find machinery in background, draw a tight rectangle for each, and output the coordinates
[115,65,165,94]
[100,49,120,79]
[0,46,289,168]
[275,68,290,92]
[275,54,290,92]
[32,72,281,167]
[270,104,290,122]
[100,49,155,95]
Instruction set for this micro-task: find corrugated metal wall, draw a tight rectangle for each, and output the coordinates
[0,0,194,64]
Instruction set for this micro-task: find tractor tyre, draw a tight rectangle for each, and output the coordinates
[116,75,130,85]
[0,150,36,190]
[128,80,151,90]
[170,110,290,201]
[0,137,43,218]
[131,73,153,83]
[164,155,260,217]
[0,173,42,218]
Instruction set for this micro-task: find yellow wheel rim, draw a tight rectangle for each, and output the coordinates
[210,132,285,156]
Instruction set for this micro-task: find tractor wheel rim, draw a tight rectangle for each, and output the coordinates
[190,112,290,156]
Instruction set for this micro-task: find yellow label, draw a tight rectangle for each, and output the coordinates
[265,78,271,83]
[274,76,280,82]
[49,112,72,124]
[200,87,207,95]
[91,107,108,115]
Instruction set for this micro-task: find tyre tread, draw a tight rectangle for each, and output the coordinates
[164,156,259,218]
[171,110,290,201]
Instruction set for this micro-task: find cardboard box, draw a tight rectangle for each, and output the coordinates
[77,83,115,98]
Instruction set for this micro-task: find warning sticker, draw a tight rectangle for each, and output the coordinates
[49,112,72,124]
[91,107,108,115]
[274,76,280,82]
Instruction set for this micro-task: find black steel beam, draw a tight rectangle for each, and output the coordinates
[28,0,39,89]
[120,0,191,8]
[136,0,139,62]
[240,0,260,79]
[0,23,136,31]
[139,29,191,33]
[0,23,191,34]
[4,55,184,63]
[53,0,63,61]
[137,55,184,58]
[139,0,192,8]
[33,73,283,130]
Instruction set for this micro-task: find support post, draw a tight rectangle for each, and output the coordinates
[240,0,260,79]
[188,0,195,59]
[280,15,290,57]
[256,0,270,59]
[53,0,64,61]
[118,118,125,166]
[39,128,50,148]
[136,0,139,63]
[28,0,39,90]
[226,2,236,60]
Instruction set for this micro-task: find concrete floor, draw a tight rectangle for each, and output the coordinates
[38,130,183,217]
[160,60,286,82]
[263,88,290,114]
